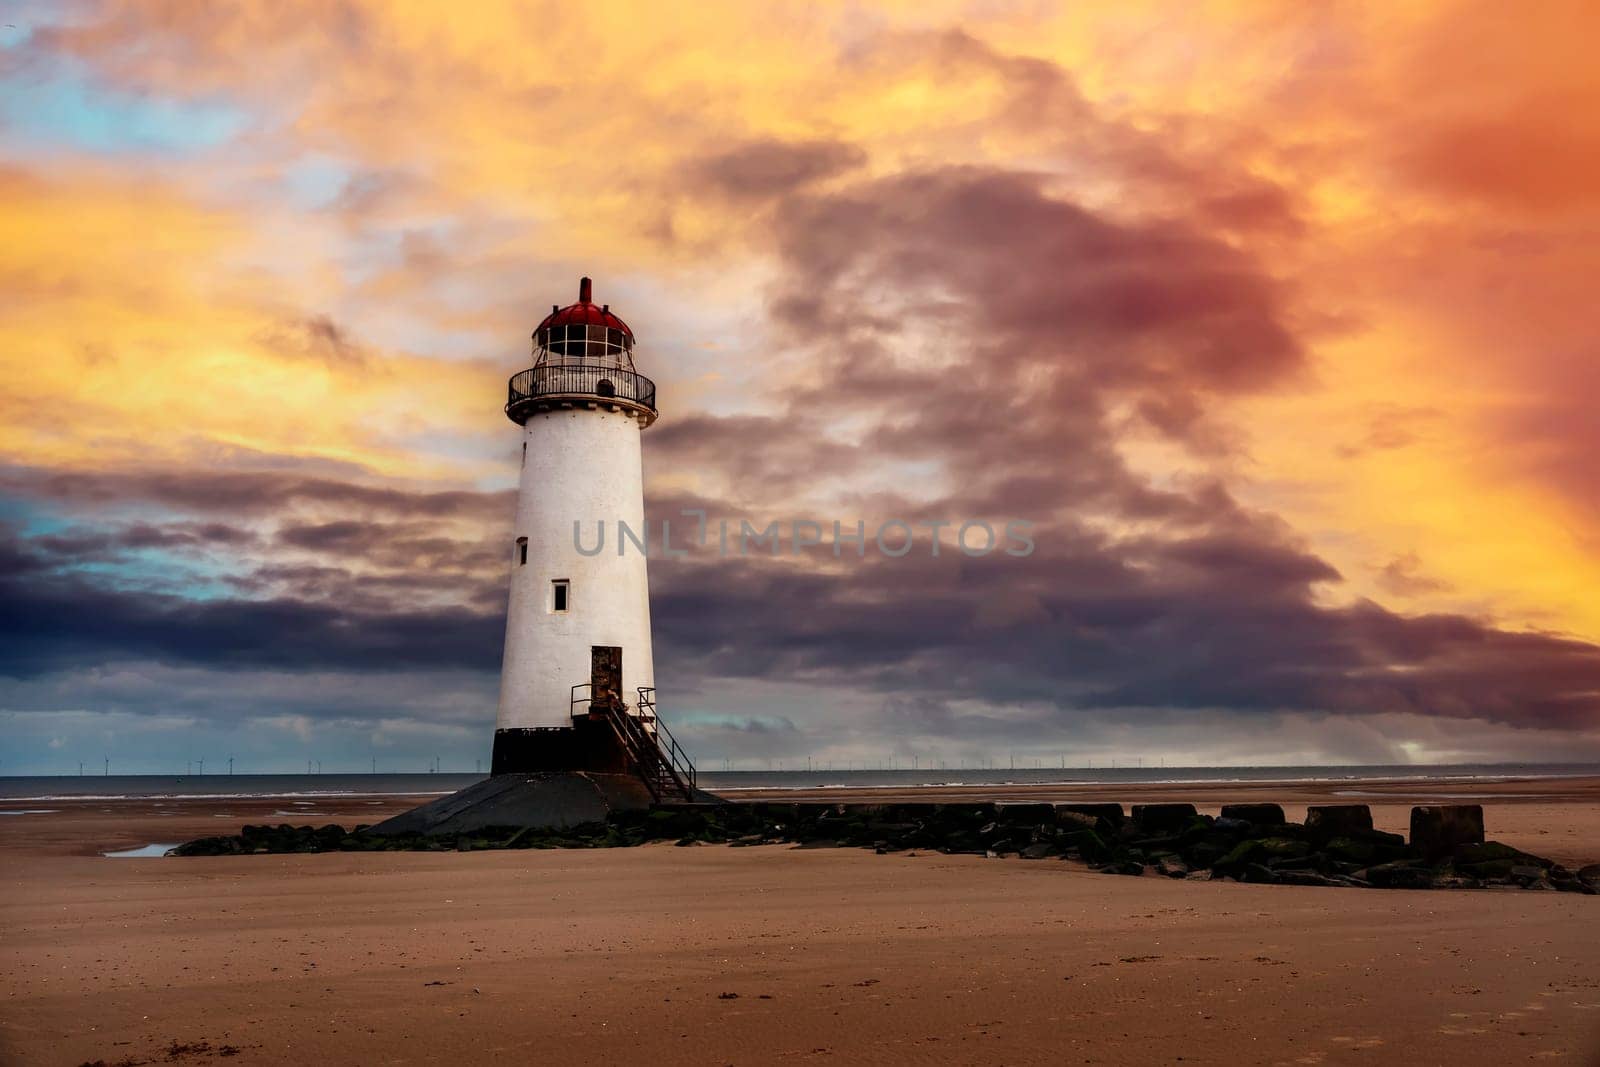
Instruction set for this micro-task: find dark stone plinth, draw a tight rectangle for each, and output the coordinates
[1305,804,1373,839]
[1410,804,1484,860]
[994,802,1056,823]
[1219,803,1285,825]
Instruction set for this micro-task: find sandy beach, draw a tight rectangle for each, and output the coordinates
[3,778,1599,1065]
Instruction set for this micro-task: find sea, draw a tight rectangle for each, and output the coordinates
[2,763,1598,802]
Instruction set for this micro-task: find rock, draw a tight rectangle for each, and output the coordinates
[1054,803,1125,825]
[169,835,242,857]
[940,831,983,855]
[1131,804,1198,833]
[1114,860,1146,876]
[1157,855,1190,878]
[1179,819,1223,846]
[1020,842,1059,860]
[1410,805,1484,860]
[1509,864,1549,887]
[1212,837,1311,876]
[1181,836,1237,869]
[1219,803,1285,825]
[1359,861,1434,890]
[1243,863,1279,884]
[1213,839,1264,873]
[1456,858,1519,880]
[1549,872,1584,893]
[1066,828,1116,865]
[1453,841,1546,870]
[1053,810,1099,831]
[1323,836,1377,865]
[1430,875,1482,891]
[1305,805,1373,839]
[1271,870,1350,889]
[1579,864,1600,888]
[1129,835,1183,852]
[1325,830,1409,866]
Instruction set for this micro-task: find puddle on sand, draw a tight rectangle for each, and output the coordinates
[103,843,181,858]
[0,809,58,816]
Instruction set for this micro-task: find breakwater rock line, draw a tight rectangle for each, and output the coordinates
[170,800,1600,893]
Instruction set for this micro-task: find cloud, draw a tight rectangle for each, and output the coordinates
[690,139,866,200]
[1,466,512,521]
[1375,552,1451,597]
[0,563,502,679]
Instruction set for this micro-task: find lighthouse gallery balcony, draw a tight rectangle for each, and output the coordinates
[505,362,658,425]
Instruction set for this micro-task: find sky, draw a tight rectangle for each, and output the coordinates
[4,0,1600,774]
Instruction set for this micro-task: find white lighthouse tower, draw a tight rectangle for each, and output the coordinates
[491,278,691,798]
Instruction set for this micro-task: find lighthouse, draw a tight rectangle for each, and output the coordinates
[370,279,700,834]
[489,278,693,801]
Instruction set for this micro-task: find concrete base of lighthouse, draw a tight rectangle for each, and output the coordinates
[490,721,631,776]
[370,771,669,836]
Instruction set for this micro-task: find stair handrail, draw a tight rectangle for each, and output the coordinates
[565,680,695,800]
[636,687,696,791]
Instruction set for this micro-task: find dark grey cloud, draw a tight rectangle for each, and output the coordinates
[0,466,512,520]
[28,521,257,558]
[256,314,371,368]
[690,138,867,200]
[646,525,1600,732]
[0,563,501,680]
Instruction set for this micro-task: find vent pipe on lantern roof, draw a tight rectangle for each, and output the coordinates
[579,277,592,303]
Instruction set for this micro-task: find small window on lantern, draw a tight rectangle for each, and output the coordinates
[551,579,570,613]
[515,536,528,566]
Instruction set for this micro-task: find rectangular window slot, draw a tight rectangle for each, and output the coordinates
[516,536,528,566]
[552,579,570,613]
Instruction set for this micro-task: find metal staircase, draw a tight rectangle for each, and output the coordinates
[571,683,697,803]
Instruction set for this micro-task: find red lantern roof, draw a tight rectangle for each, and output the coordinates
[534,277,633,340]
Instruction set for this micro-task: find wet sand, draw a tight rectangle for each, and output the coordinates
[2,778,1599,1064]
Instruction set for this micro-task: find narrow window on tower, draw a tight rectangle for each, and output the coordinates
[515,537,528,566]
[551,579,570,613]
[521,441,527,468]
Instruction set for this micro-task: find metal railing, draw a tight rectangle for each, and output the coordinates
[636,687,697,792]
[507,363,657,420]
[569,682,697,799]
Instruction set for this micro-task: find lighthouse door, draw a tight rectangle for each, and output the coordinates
[589,645,624,717]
